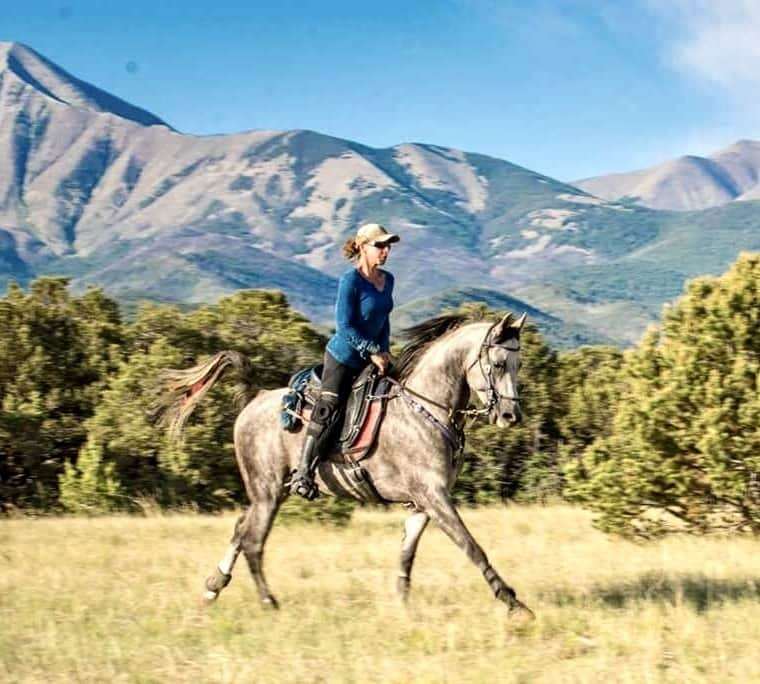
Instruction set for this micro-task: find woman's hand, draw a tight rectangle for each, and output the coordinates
[370,352,393,375]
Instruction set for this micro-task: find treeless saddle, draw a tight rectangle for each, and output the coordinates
[280,364,394,464]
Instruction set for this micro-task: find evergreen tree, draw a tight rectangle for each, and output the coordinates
[0,279,124,508]
[59,438,122,513]
[555,345,625,466]
[76,291,325,510]
[564,253,760,536]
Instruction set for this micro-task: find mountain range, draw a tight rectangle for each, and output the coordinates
[2,41,759,348]
[574,140,760,211]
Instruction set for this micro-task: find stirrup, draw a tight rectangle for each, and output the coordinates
[288,471,320,501]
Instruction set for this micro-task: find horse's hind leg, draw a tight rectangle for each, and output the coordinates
[203,512,247,604]
[397,511,430,603]
[239,488,283,609]
[421,489,535,621]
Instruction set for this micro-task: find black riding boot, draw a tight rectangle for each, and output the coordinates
[289,433,321,500]
[289,392,339,500]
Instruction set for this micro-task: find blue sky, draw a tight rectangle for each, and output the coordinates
[6,1,758,180]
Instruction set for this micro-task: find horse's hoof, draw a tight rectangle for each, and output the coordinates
[507,599,536,623]
[201,589,219,606]
[205,570,232,594]
[262,595,280,610]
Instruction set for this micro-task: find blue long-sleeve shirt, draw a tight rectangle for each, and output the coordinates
[326,268,394,369]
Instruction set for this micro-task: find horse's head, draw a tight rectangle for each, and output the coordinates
[465,312,527,427]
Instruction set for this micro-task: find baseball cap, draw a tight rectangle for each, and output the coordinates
[355,223,400,246]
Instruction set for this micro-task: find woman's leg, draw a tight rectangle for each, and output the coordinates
[289,352,356,499]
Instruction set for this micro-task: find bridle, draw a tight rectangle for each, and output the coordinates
[378,319,522,455]
[462,319,521,419]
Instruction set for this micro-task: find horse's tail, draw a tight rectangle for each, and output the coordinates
[152,351,255,441]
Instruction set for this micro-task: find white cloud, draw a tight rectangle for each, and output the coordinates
[598,0,760,168]
[647,1,760,90]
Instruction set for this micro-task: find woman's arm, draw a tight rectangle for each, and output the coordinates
[378,317,390,353]
[335,274,381,359]
[379,272,393,352]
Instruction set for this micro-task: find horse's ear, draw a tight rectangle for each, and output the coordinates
[489,313,515,342]
[512,312,527,331]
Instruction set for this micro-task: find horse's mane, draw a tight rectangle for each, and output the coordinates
[392,312,486,381]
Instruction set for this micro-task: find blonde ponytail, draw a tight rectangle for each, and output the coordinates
[342,237,360,261]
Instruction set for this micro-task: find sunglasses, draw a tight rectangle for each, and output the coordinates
[371,241,392,249]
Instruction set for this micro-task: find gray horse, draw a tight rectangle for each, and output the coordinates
[157,311,534,620]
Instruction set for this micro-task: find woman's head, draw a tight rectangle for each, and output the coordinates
[342,223,400,265]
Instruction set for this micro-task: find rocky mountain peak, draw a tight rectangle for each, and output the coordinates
[0,41,171,128]
[572,139,760,211]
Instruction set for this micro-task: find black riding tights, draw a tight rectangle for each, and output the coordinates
[306,351,359,440]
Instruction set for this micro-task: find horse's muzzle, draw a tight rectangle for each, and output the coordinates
[494,402,522,427]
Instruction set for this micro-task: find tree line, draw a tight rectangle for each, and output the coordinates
[0,252,757,537]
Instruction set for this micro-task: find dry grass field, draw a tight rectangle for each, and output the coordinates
[1,505,759,683]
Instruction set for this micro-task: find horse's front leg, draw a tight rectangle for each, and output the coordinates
[419,488,535,621]
[397,510,430,603]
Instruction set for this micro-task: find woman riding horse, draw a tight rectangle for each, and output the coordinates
[288,222,400,500]
[158,232,534,620]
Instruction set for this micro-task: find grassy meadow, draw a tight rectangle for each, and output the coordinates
[1,505,759,683]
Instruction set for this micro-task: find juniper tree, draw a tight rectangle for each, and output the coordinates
[0,279,123,508]
[68,291,325,511]
[564,253,760,537]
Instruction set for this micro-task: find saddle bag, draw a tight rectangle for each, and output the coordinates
[280,364,322,431]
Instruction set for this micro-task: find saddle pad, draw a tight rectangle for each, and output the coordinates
[342,392,383,456]
[341,375,392,461]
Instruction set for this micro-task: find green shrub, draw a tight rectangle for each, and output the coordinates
[59,439,123,513]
